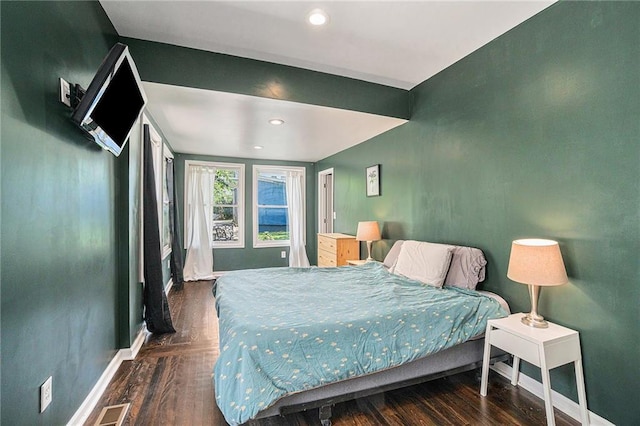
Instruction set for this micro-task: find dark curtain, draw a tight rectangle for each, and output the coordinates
[166,158,184,288]
[143,124,176,334]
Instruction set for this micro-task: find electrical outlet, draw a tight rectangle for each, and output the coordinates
[281,250,286,259]
[59,78,71,107]
[40,376,52,413]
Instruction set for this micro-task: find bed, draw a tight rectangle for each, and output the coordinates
[213,240,509,425]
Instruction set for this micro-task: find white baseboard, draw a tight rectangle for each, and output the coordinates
[120,326,147,361]
[491,362,614,426]
[67,326,146,425]
[165,277,173,294]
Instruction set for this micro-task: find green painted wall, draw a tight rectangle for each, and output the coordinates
[120,37,411,120]
[116,137,135,349]
[118,117,143,349]
[318,2,639,424]
[3,1,636,424]
[1,1,122,424]
[175,154,316,271]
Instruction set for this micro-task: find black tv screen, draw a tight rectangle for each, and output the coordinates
[71,43,146,156]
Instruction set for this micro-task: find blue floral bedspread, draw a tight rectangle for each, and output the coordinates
[213,262,507,425]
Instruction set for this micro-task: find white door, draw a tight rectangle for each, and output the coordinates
[318,168,334,233]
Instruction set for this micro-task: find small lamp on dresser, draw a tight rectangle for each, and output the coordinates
[356,221,381,262]
[507,238,568,328]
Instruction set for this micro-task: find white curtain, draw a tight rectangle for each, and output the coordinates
[183,165,215,281]
[286,170,310,267]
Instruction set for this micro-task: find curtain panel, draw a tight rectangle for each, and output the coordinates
[142,124,176,334]
[286,170,310,267]
[166,158,184,287]
[183,164,216,281]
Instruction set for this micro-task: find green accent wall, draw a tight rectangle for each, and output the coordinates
[175,154,316,271]
[318,2,639,424]
[117,114,141,350]
[120,37,411,120]
[1,1,121,424]
[3,1,637,425]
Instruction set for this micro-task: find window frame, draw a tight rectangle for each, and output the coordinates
[161,144,174,259]
[252,165,306,249]
[140,115,172,260]
[184,160,245,249]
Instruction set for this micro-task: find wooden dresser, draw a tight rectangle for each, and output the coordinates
[317,233,359,267]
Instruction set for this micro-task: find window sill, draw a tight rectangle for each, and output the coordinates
[253,241,291,249]
[212,242,245,249]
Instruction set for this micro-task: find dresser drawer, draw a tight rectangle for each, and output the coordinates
[490,329,540,366]
[318,249,338,267]
[318,235,337,253]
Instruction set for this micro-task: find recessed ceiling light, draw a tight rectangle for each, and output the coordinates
[308,9,328,26]
[253,145,263,150]
[269,118,284,125]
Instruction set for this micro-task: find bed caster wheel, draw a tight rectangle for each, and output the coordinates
[321,420,331,426]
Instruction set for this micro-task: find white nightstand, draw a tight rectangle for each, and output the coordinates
[346,259,367,266]
[480,313,589,426]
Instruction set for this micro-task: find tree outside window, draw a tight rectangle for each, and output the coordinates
[212,168,241,243]
[184,160,245,249]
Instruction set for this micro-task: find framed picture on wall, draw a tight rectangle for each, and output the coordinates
[366,164,380,197]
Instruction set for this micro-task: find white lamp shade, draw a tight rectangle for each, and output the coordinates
[356,221,381,242]
[507,239,568,287]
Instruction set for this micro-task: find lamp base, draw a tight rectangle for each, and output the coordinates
[521,313,549,328]
[522,284,549,328]
[365,241,374,262]
[365,257,374,262]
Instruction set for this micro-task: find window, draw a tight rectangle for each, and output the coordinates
[184,161,245,249]
[143,116,173,259]
[138,115,174,282]
[212,165,244,246]
[161,145,173,257]
[253,165,305,248]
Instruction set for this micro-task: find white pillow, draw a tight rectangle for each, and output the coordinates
[392,240,454,288]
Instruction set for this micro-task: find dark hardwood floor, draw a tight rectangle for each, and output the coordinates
[85,281,579,426]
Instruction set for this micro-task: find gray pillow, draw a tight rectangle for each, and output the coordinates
[443,246,487,290]
[383,240,487,290]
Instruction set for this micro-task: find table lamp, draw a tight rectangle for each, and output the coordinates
[507,239,568,328]
[356,221,381,262]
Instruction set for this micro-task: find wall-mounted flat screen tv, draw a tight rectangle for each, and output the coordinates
[71,43,147,156]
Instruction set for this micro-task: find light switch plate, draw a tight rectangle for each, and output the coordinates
[40,376,52,413]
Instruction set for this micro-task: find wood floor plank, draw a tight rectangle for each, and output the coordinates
[85,280,579,426]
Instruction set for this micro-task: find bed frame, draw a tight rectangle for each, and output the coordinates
[254,338,508,425]
[216,241,507,425]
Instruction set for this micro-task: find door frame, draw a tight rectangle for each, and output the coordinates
[318,168,334,234]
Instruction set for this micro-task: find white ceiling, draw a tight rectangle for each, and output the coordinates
[100,1,554,161]
[143,82,407,161]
